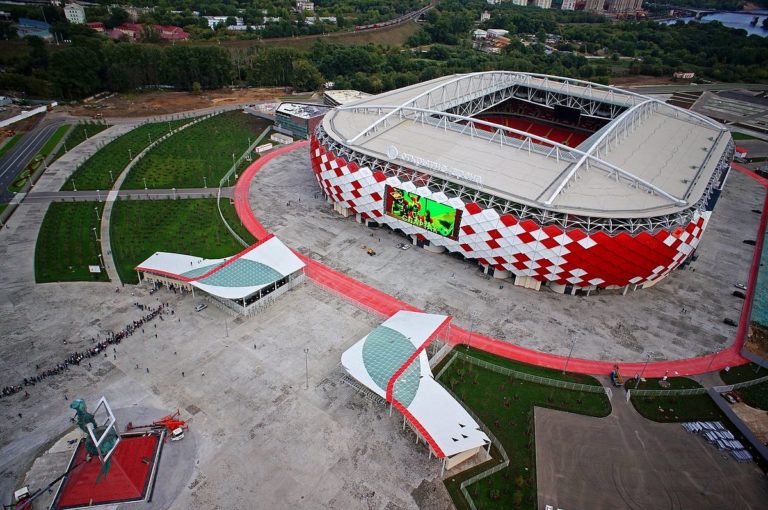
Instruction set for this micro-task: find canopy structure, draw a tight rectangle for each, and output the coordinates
[136,235,306,315]
[341,311,489,465]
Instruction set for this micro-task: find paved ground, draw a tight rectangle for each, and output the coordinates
[0,128,452,509]
[248,148,765,363]
[0,253,451,509]
[535,392,768,510]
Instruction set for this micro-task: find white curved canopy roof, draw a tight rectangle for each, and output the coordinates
[341,311,489,458]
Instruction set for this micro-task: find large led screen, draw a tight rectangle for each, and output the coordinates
[384,185,463,240]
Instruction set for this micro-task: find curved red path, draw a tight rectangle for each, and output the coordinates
[235,143,768,377]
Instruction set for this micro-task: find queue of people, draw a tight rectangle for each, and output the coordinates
[1,303,168,400]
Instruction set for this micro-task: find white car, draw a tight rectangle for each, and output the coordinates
[194,303,207,312]
[734,283,747,291]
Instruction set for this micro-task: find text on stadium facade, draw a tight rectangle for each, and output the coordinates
[386,145,483,185]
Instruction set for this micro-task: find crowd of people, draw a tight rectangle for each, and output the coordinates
[1,303,169,400]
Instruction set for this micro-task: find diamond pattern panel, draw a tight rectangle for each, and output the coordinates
[310,137,709,289]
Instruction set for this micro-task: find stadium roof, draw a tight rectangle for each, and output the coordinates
[322,72,732,219]
[341,311,489,458]
[135,236,305,300]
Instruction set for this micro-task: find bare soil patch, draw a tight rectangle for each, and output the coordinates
[61,87,288,118]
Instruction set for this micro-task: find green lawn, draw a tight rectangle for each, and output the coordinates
[438,348,611,510]
[732,132,758,141]
[625,377,716,422]
[35,201,109,283]
[122,112,271,190]
[0,133,23,159]
[50,122,109,163]
[720,363,768,411]
[110,198,257,284]
[62,119,188,191]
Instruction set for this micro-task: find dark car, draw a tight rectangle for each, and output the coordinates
[733,291,746,299]
[723,318,737,327]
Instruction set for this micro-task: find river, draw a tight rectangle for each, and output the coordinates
[664,11,768,37]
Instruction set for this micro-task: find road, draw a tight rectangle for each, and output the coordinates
[625,83,768,94]
[0,118,66,204]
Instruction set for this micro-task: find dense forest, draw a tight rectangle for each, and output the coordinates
[0,1,767,99]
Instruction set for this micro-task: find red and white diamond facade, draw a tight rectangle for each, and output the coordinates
[311,72,734,294]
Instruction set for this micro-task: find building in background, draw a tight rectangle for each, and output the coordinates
[275,103,332,139]
[296,0,315,11]
[533,0,552,7]
[561,0,576,10]
[584,0,605,12]
[63,2,86,24]
[607,0,643,13]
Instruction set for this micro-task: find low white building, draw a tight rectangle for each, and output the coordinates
[64,2,86,24]
[136,236,306,317]
[341,311,490,473]
[296,0,315,11]
[562,0,576,10]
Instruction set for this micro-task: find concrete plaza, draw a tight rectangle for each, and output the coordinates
[247,148,766,363]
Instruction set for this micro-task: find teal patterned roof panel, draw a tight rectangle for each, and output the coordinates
[181,262,224,278]
[361,325,420,407]
[197,259,283,288]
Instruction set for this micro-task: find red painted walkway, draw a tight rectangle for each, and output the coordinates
[234,144,768,377]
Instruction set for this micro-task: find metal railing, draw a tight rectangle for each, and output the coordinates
[712,373,768,393]
[216,125,273,247]
[452,351,608,395]
[628,386,709,398]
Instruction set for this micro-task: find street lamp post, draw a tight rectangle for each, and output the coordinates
[96,189,101,202]
[128,148,133,161]
[109,170,114,183]
[636,353,652,390]
[92,227,98,242]
[563,337,577,374]
[72,179,77,192]
[304,348,309,389]
[172,187,176,200]
[467,311,478,350]
[148,133,152,145]
[97,253,103,268]
[203,176,207,188]
[143,178,148,190]
[94,206,100,221]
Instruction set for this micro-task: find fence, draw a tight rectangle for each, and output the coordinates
[712,373,768,394]
[627,386,709,400]
[451,351,609,395]
[217,125,273,247]
[439,384,509,510]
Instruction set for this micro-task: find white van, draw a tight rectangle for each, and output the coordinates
[194,303,207,312]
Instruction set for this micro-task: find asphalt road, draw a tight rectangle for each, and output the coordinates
[0,118,66,204]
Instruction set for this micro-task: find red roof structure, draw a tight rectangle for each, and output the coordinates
[53,433,162,509]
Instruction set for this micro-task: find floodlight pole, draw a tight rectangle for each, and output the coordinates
[467,311,478,350]
[706,349,719,373]
[72,179,77,192]
[563,337,576,374]
[96,189,101,202]
[92,227,99,242]
[172,187,176,200]
[304,348,309,389]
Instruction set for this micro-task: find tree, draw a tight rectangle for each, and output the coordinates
[291,59,323,92]
[192,81,202,94]
[107,7,129,29]
[49,47,102,99]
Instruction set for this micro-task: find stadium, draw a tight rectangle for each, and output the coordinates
[311,72,735,295]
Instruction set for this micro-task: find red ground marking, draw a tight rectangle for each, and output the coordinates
[54,434,160,509]
[233,145,768,377]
